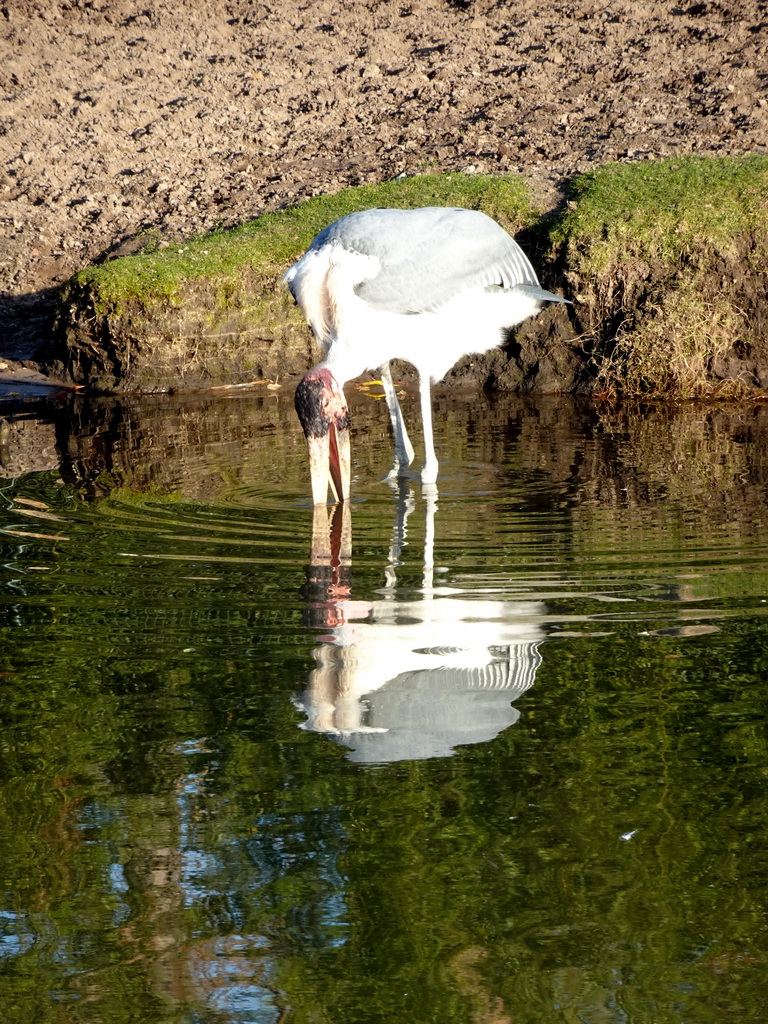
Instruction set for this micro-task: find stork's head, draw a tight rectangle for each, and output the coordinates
[295,368,351,505]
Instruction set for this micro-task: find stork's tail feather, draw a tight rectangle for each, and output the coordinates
[516,284,572,305]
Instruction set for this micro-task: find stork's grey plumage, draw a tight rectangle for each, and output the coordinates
[286,206,569,504]
[297,206,541,315]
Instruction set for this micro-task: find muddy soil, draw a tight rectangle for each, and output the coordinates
[1,0,767,364]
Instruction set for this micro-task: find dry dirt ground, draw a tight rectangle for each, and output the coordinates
[1,0,767,360]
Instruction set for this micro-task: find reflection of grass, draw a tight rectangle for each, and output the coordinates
[102,485,187,506]
[66,173,536,315]
[549,155,768,396]
[563,402,768,603]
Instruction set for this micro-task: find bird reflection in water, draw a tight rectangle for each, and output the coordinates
[296,485,546,763]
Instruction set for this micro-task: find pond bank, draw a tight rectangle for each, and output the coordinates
[45,156,768,399]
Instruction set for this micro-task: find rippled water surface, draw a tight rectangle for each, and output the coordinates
[2,387,768,1023]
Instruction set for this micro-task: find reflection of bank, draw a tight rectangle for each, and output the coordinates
[297,486,546,763]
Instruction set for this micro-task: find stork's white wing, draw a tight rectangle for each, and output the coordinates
[314,206,541,314]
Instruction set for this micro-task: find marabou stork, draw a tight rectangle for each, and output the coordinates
[284,206,568,504]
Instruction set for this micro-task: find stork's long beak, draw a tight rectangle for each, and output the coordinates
[307,420,351,504]
[328,418,351,503]
[296,368,352,505]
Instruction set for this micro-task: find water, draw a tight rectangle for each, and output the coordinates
[1,386,768,1023]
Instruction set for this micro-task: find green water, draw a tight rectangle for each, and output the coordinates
[1,389,768,1023]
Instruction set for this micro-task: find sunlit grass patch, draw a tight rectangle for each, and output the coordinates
[551,155,768,273]
[549,155,768,397]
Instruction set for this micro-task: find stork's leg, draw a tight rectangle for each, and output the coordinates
[422,479,437,595]
[379,363,414,477]
[383,477,416,593]
[418,371,439,485]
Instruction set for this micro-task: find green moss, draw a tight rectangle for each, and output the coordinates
[66,172,537,314]
[551,154,768,275]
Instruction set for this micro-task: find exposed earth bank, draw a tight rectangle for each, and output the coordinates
[1,0,767,385]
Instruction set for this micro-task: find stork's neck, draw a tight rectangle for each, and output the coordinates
[314,360,351,389]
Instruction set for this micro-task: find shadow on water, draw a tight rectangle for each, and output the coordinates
[2,386,768,1022]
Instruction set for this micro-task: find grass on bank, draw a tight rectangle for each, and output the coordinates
[550,154,768,272]
[67,173,538,314]
[549,154,768,397]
